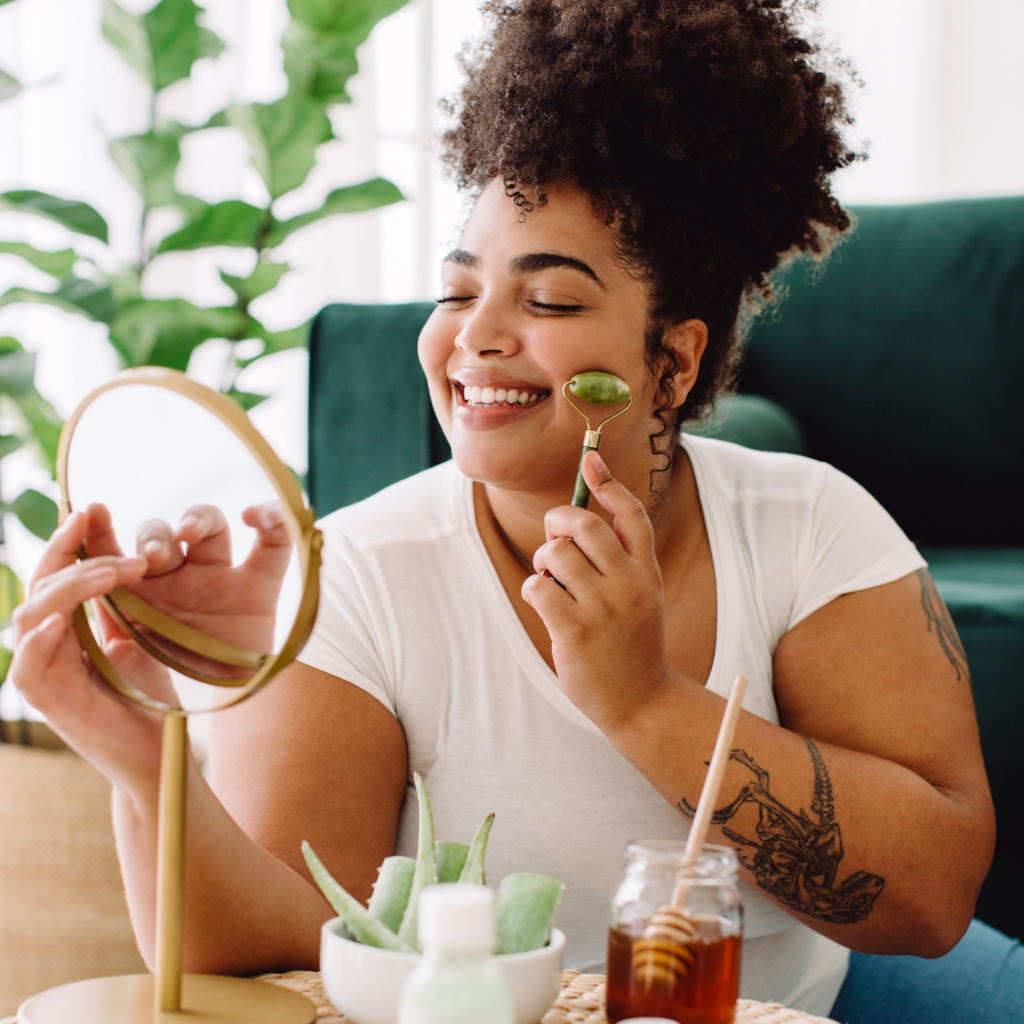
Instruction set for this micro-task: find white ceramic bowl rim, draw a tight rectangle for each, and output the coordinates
[322,919,566,962]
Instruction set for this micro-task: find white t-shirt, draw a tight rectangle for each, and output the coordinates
[298,434,926,1017]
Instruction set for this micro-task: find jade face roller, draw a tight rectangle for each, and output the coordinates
[562,371,632,508]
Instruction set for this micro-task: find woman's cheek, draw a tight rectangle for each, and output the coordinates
[417,314,456,431]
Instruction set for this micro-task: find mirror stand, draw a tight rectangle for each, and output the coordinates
[17,715,315,1024]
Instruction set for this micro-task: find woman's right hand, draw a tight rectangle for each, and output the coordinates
[8,508,173,799]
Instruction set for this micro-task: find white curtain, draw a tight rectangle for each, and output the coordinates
[1,0,1022,704]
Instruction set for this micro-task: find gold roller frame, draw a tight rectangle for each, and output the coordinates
[21,367,321,1024]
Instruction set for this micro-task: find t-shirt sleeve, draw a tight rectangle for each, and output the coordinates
[787,464,927,631]
[296,521,399,716]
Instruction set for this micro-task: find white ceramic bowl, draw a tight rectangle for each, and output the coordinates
[320,919,565,1024]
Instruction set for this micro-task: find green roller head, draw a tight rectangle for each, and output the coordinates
[566,371,631,406]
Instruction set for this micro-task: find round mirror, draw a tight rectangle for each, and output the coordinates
[57,368,322,715]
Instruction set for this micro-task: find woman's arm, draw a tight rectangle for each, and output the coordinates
[11,511,408,976]
[117,663,408,975]
[525,452,994,958]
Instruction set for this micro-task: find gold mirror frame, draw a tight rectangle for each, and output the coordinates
[56,366,323,716]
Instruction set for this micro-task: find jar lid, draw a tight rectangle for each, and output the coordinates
[418,883,496,952]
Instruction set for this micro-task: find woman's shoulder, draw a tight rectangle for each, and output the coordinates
[680,433,840,502]
[315,460,469,549]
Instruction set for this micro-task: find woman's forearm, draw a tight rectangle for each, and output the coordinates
[605,672,993,958]
[112,759,333,976]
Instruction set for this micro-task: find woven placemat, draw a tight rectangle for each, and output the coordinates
[257,967,839,1024]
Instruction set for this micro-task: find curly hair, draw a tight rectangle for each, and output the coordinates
[442,0,859,458]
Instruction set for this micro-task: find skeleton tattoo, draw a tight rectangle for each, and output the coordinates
[678,737,885,924]
[917,569,969,681]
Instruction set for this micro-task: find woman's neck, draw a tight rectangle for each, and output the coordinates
[480,441,692,569]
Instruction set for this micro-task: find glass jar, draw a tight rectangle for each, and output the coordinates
[606,842,743,1024]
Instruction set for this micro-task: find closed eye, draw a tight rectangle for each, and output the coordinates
[435,295,475,304]
[530,301,584,314]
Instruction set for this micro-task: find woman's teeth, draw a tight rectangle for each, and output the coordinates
[462,385,544,406]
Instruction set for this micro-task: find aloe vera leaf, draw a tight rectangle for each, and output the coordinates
[368,855,417,933]
[568,371,630,406]
[302,841,414,952]
[435,841,470,884]
[397,773,439,950]
[495,872,565,954]
[458,812,495,885]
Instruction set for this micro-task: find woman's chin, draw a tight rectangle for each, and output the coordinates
[451,445,572,497]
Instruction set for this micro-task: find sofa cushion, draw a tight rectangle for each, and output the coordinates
[743,197,1024,546]
[684,394,808,455]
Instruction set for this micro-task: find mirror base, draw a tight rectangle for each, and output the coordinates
[18,974,316,1024]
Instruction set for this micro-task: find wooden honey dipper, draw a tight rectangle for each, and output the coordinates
[632,673,748,991]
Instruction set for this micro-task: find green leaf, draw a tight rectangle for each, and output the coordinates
[157,200,268,253]
[0,434,26,460]
[12,389,62,476]
[110,130,182,208]
[109,298,245,369]
[102,0,225,92]
[0,645,12,685]
[0,67,21,102]
[0,336,23,354]
[220,261,289,303]
[228,96,333,200]
[239,319,309,367]
[266,177,403,246]
[0,278,115,324]
[4,488,59,540]
[0,565,24,631]
[0,241,77,279]
[284,0,410,103]
[0,348,36,397]
[0,190,109,243]
[226,388,269,411]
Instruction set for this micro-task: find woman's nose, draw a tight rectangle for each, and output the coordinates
[454,301,520,357]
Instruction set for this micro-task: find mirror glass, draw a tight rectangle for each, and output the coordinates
[65,383,303,713]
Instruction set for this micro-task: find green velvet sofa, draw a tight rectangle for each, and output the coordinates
[307,196,1024,941]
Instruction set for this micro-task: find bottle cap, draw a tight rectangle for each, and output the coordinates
[418,883,497,952]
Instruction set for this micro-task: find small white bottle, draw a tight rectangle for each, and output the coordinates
[398,883,515,1024]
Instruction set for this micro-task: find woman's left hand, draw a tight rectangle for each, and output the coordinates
[522,449,669,731]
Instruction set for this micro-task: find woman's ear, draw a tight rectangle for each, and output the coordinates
[661,319,709,408]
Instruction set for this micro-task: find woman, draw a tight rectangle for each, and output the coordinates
[9,1,1019,1021]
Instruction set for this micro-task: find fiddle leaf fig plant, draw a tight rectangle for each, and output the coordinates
[0,0,407,702]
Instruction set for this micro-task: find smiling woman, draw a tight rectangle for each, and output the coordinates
[8,3,1020,1024]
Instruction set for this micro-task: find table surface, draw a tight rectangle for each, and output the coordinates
[256,967,840,1024]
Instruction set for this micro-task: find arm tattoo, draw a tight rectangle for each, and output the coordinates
[677,737,885,923]
[917,569,969,681]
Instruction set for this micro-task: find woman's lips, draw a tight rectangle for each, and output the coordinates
[452,382,551,430]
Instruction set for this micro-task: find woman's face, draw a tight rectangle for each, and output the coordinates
[418,179,685,497]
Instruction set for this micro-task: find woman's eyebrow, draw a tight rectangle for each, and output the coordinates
[509,251,606,289]
[443,248,479,267]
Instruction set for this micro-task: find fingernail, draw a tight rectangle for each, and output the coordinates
[180,515,199,531]
[589,451,606,473]
[143,540,162,556]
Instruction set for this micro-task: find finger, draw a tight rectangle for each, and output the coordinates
[8,612,75,702]
[29,511,89,590]
[84,503,126,558]
[543,504,630,577]
[15,556,147,640]
[136,519,185,576]
[581,450,656,560]
[521,570,580,628]
[175,504,232,565]
[533,536,597,594]
[241,501,293,580]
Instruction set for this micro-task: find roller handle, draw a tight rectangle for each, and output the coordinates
[571,432,602,508]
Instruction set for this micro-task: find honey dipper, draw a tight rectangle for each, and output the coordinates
[632,673,749,990]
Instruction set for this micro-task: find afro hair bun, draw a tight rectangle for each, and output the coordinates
[442,0,859,433]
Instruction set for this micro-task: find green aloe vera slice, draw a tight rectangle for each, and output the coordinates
[458,812,495,885]
[368,855,416,933]
[397,773,439,950]
[568,371,630,406]
[495,872,565,954]
[435,841,470,884]
[302,841,414,952]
